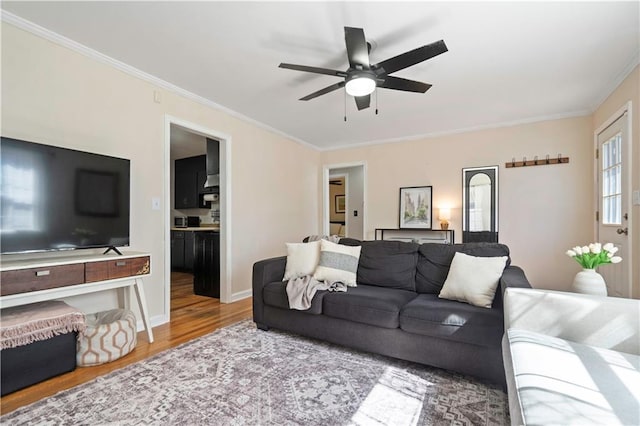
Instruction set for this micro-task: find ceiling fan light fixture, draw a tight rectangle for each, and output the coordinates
[345,75,376,97]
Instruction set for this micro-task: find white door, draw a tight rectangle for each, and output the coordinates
[597,112,631,297]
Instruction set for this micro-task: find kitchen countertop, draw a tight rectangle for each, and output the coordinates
[171,226,220,232]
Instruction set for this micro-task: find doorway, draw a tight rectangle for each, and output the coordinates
[323,162,366,240]
[164,116,232,322]
[595,103,632,298]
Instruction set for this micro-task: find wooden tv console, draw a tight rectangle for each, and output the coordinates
[0,251,154,342]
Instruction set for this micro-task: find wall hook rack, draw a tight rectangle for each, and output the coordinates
[505,154,569,168]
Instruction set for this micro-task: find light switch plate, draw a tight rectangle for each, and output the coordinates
[152,197,161,210]
[633,190,640,206]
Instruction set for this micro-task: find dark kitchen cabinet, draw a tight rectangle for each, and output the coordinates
[193,231,220,298]
[170,231,185,269]
[174,155,207,209]
[171,230,195,271]
[184,231,195,270]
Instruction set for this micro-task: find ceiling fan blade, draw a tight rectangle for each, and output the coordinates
[374,40,447,75]
[279,63,347,78]
[379,76,432,93]
[300,81,346,101]
[354,94,370,111]
[344,27,370,69]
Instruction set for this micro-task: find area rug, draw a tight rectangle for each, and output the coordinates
[1,320,509,425]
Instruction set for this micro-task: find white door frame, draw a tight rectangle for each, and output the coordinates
[593,101,633,297]
[164,115,233,317]
[322,161,367,238]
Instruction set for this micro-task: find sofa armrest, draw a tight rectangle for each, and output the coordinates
[493,265,531,310]
[252,256,287,325]
[504,287,640,354]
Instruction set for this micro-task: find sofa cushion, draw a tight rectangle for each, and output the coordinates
[356,240,419,291]
[313,240,362,287]
[399,294,503,347]
[323,285,417,329]
[504,329,640,426]
[439,252,508,308]
[415,243,511,294]
[283,241,321,281]
[262,282,325,315]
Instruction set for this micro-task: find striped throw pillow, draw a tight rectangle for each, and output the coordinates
[313,239,361,287]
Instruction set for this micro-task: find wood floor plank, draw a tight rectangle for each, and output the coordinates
[0,272,253,415]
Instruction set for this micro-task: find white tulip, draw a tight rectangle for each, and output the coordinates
[610,256,622,264]
[574,246,583,255]
[589,243,602,254]
[581,246,590,254]
[608,246,619,255]
[603,243,614,252]
[566,250,577,257]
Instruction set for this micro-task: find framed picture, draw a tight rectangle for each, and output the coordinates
[335,195,346,213]
[399,186,432,229]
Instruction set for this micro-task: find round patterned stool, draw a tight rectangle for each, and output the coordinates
[76,309,137,367]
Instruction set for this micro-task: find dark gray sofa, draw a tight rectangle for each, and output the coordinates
[252,240,531,385]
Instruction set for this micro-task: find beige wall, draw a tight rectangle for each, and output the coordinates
[1,24,320,321]
[321,116,594,291]
[592,66,639,299]
[2,21,637,315]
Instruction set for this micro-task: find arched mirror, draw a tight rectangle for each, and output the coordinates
[462,166,498,243]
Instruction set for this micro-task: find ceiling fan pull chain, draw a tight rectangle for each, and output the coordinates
[375,87,379,115]
[344,89,347,122]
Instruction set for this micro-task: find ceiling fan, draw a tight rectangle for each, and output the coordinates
[279,26,448,111]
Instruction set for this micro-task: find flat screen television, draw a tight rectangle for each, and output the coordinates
[1,137,130,254]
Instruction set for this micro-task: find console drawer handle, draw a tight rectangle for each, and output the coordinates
[115,261,127,267]
[36,270,50,277]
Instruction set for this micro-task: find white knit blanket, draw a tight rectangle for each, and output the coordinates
[1,300,86,350]
[286,276,347,310]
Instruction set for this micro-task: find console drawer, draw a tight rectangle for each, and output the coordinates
[1,264,85,296]
[85,256,150,283]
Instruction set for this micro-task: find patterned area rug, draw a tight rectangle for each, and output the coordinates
[1,320,509,425]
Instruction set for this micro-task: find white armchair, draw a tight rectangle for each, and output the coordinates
[503,288,640,425]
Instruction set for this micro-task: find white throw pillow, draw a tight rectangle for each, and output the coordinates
[439,252,508,308]
[283,241,321,281]
[313,240,361,287]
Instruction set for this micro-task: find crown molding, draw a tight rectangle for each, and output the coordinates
[321,110,592,152]
[0,11,318,151]
[590,51,640,112]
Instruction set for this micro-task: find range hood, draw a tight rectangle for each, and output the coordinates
[204,138,220,188]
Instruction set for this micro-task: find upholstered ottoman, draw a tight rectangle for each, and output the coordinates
[1,301,86,395]
[77,309,137,366]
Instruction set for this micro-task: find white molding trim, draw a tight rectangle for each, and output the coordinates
[591,52,640,112]
[164,115,234,305]
[136,314,169,332]
[230,289,252,302]
[1,11,315,152]
[323,161,367,239]
[322,110,592,151]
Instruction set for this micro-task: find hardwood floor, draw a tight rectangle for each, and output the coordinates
[0,271,253,415]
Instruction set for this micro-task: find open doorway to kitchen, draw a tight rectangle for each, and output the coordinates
[164,116,232,323]
[323,162,366,240]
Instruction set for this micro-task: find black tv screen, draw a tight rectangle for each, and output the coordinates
[1,137,130,254]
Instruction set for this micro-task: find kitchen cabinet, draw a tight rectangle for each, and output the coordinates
[170,230,195,271]
[170,231,185,269]
[175,155,211,209]
[193,231,220,298]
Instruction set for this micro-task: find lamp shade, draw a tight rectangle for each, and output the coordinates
[439,208,451,221]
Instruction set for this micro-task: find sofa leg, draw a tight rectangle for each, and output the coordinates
[256,323,270,331]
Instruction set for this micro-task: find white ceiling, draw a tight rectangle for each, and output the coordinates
[2,1,639,150]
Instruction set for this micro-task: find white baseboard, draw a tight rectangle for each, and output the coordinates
[230,289,251,302]
[136,314,169,333]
